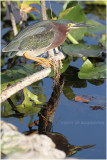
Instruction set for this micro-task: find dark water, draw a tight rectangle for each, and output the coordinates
[1,1,106,159]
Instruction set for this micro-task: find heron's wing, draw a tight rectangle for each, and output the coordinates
[6,51,26,58]
[19,25,55,51]
[3,21,55,52]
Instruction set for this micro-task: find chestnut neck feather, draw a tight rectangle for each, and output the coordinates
[47,23,69,50]
[54,23,69,34]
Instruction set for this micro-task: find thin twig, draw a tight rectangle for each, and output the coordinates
[41,1,57,60]
[41,1,47,20]
[7,1,18,35]
[49,0,53,19]
[7,98,20,113]
[1,52,65,103]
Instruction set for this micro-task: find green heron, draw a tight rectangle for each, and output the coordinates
[2,19,92,67]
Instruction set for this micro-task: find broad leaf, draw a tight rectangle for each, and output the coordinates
[62,44,104,57]
[1,63,38,92]
[84,1,106,5]
[86,20,106,33]
[16,88,43,115]
[63,86,75,100]
[1,73,20,92]
[59,4,86,22]
[78,59,106,79]
[62,1,79,11]
[23,88,42,104]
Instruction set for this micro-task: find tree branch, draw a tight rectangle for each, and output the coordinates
[7,1,18,35]
[1,52,65,103]
[1,68,51,103]
[41,1,47,20]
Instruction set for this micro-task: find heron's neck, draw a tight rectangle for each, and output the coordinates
[53,23,68,35]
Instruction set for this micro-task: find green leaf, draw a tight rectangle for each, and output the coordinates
[80,59,94,72]
[99,34,106,48]
[99,39,106,48]
[59,4,86,22]
[84,1,106,6]
[1,58,5,67]
[16,88,43,115]
[6,63,37,76]
[21,1,40,6]
[61,44,103,57]
[63,86,75,100]
[1,63,38,92]
[62,1,79,11]
[78,59,106,79]
[1,73,19,92]
[86,20,106,33]
[28,13,37,20]
[69,28,87,41]
[24,88,42,105]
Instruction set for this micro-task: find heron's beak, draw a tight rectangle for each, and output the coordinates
[68,22,94,30]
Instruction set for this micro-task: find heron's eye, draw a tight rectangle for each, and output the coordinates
[68,23,75,27]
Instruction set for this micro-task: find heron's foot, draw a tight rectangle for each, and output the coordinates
[34,57,56,68]
[24,52,55,68]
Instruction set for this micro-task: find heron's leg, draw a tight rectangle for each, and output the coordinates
[24,51,55,68]
[33,57,56,68]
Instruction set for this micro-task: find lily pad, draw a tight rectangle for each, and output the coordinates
[78,59,106,79]
[86,20,106,33]
[62,44,103,57]
[59,4,86,22]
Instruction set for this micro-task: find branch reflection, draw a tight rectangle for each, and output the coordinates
[25,75,95,157]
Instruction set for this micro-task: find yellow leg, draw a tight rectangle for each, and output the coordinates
[24,51,55,68]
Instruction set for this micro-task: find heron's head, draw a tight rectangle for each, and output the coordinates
[54,19,94,31]
[67,21,93,31]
